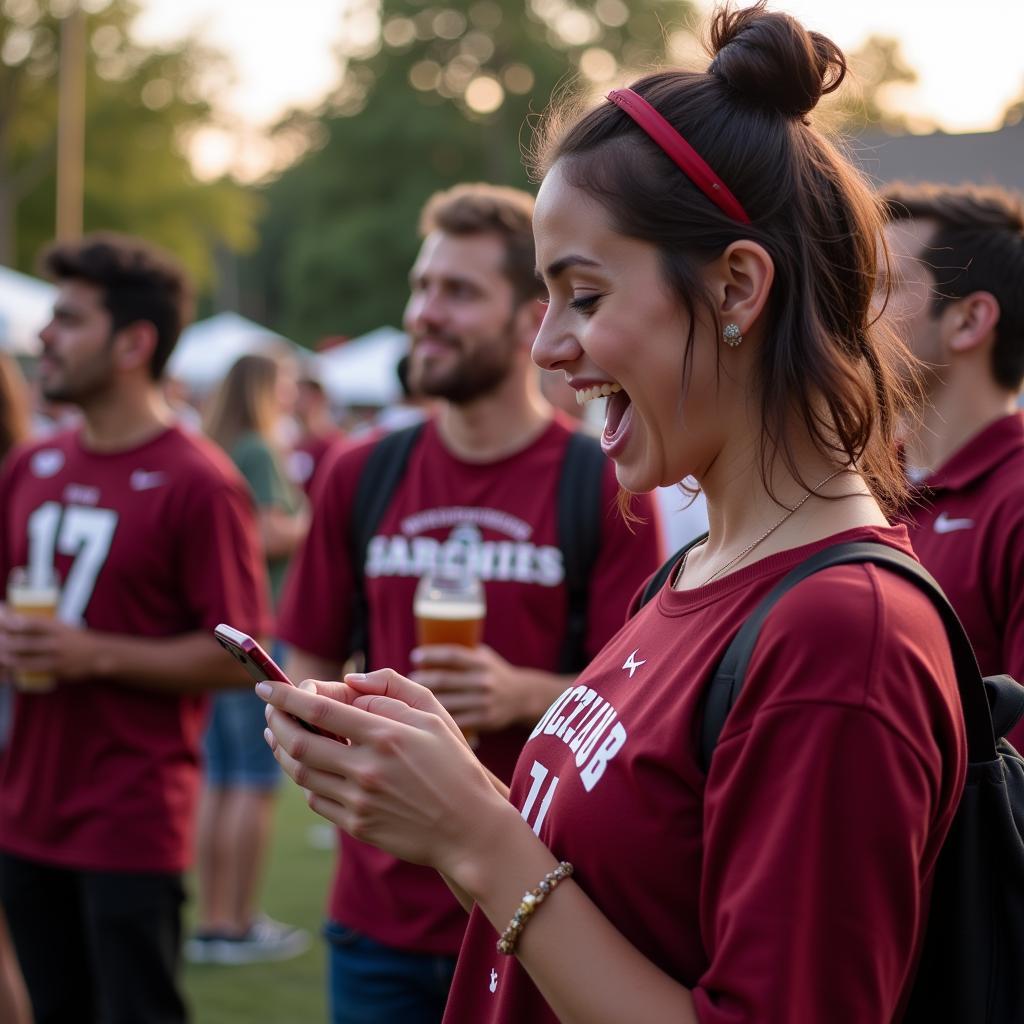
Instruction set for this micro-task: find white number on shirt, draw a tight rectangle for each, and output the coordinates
[26,502,120,623]
[520,759,560,836]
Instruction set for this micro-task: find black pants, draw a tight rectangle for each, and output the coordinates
[0,852,188,1024]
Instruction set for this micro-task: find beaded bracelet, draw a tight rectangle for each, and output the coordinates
[496,861,574,955]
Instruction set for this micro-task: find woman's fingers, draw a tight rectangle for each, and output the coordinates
[344,668,442,714]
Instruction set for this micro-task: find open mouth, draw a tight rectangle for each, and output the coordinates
[575,382,633,452]
[601,387,632,450]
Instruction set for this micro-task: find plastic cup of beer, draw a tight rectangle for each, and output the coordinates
[6,567,60,693]
[413,568,485,747]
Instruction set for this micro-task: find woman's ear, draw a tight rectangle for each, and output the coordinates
[706,240,774,336]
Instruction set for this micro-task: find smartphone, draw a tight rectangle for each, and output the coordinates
[214,623,330,736]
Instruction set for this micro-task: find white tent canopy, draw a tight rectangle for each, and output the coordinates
[0,266,56,356]
[167,311,298,395]
[315,326,408,408]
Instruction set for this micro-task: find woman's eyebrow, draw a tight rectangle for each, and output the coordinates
[540,254,601,280]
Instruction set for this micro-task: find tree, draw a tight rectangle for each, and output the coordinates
[0,0,260,288]
[242,0,696,345]
[820,34,930,134]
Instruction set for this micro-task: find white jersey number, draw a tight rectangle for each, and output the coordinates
[520,759,560,836]
[26,501,119,624]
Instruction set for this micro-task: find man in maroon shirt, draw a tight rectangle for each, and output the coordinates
[0,234,269,1023]
[882,184,1024,747]
[278,184,661,1023]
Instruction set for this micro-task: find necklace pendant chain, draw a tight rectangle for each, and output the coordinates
[674,468,848,590]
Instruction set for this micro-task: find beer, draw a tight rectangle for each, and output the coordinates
[413,569,486,747]
[414,600,485,648]
[6,567,60,693]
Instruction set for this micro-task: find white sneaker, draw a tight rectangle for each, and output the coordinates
[207,916,311,965]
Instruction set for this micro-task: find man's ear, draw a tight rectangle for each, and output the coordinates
[704,240,774,338]
[112,320,158,374]
[947,291,1000,354]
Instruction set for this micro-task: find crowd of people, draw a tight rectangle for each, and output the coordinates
[0,3,1023,1023]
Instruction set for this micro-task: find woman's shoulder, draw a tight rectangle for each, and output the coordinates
[747,555,958,735]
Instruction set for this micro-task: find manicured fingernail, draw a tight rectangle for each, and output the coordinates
[346,672,367,682]
[298,679,317,692]
[255,682,272,698]
[264,702,272,721]
[263,728,274,747]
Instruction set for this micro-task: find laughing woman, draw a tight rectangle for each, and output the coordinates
[259,5,966,1022]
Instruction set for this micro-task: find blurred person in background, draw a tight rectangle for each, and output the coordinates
[287,374,343,497]
[0,352,32,1024]
[0,233,268,1024]
[276,182,661,1024]
[189,351,311,965]
[882,184,1024,749]
[0,354,31,457]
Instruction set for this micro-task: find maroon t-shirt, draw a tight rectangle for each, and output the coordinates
[898,412,1024,748]
[0,426,269,873]
[445,525,965,1023]
[277,416,662,954]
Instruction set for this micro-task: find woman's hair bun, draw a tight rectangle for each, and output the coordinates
[707,2,846,119]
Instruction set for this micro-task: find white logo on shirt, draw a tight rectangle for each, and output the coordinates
[130,469,167,491]
[622,649,646,678]
[489,968,498,993]
[934,511,974,534]
[31,449,64,478]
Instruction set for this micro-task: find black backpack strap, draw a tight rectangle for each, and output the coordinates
[634,532,710,614]
[347,423,426,667]
[556,431,608,673]
[700,541,998,772]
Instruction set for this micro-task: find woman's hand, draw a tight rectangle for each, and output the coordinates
[257,669,517,877]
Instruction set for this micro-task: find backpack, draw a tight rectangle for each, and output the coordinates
[637,539,1024,1023]
[347,422,607,674]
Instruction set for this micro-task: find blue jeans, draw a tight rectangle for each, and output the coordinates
[325,922,456,1024]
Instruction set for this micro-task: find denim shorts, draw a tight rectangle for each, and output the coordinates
[203,685,280,789]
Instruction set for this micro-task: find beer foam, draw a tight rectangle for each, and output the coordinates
[8,584,59,606]
[413,600,485,621]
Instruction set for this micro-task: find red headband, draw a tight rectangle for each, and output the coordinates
[606,88,751,225]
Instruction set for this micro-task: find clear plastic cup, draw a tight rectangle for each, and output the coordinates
[414,567,485,747]
[6,566,60,693]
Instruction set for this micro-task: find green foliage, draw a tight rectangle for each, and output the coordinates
[243,0,696,346]
[0,0,260,287]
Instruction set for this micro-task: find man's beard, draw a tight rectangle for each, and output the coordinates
[412,326,518,407]
[41,341,117,406]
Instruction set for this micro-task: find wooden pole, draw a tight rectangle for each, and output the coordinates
[56,6,86,241]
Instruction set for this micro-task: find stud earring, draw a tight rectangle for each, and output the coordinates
[722,323,743,347]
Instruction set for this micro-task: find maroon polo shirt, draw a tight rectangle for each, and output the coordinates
[898,411,1024,749]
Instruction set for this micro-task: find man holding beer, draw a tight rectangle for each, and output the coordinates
[0,233,268,1023]
[278,183,662,1024]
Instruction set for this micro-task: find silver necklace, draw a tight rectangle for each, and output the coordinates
[673,468,848,590]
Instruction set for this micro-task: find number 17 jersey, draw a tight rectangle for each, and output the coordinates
[0,425,269,873]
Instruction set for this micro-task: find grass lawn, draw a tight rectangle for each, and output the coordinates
[183,783,334,1024]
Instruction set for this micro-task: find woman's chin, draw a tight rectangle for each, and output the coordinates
[612,460,661,496]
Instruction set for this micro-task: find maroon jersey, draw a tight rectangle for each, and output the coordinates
[445,525,965,1023]
[897,412,1024,748]
[0,426,269,873]
[277,415,662,954]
